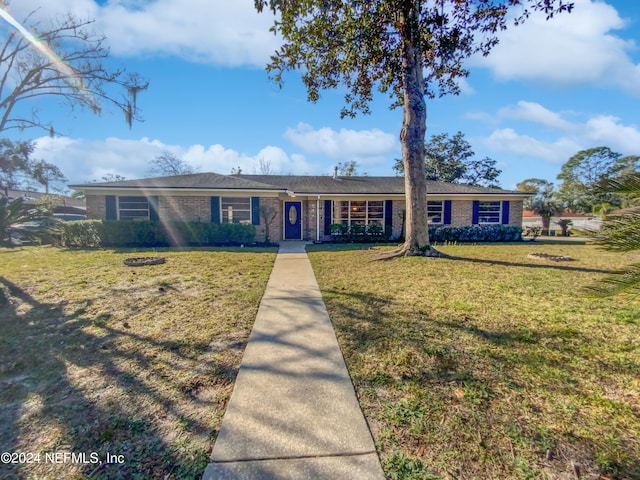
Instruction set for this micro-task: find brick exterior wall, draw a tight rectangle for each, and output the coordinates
[305,199,319,241]
[509,200,524,227]
[84,194,526,241]
[255,197,281,243]
[86,195,107,220]
[159,196,210,222]
[451,200,473,226]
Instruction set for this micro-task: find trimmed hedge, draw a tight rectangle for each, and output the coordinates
[428,225,523,243]
[59,220,256,248]
[329,223,392,243]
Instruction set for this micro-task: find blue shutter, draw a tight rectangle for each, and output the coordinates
[149,196,159,221]
[501,200,510,225]
[443,200,452,225]
[251,197,260,225]
[210,196,220,224]
[384,200,393,228]
[105,195,117,220]
[472,201,480,225]
[324,200,332,235]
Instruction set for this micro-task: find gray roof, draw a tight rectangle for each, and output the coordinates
[72,172,527,196]
[70,172,283,191]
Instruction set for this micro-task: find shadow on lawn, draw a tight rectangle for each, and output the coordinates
[0,276,225,479]
[320,287,640,478]
[443,254,612,274]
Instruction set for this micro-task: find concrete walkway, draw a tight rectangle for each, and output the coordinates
[202,242,384,480]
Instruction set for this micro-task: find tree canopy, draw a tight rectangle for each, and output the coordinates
[255,0,573,256]
[395,131,501,187]
[557,147,639,213]
[0,138,67,195]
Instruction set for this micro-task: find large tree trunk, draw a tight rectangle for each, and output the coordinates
[381,1,436,258]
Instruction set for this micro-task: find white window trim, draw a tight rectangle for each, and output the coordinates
[117,196,150,221]
[221,197,252,224]
[478,201,502,224]
[427,200,444,225]
[333,200,385,226]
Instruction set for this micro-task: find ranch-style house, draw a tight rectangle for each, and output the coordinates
[71,173,529,242]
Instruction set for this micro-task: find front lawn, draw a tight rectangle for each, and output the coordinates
[0,246,276,479]
[308,243,640,480]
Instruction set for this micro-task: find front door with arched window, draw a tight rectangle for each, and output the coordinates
[284,201,302,240]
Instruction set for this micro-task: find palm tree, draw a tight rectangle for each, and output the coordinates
[530,198,562,236]
[584,172,640,297]
[0,196,57,247]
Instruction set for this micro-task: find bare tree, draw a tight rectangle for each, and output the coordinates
[252,157,276,175]
[0,3,147,134]
[147,151,197,177]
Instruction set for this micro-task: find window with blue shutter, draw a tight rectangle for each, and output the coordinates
[210,196,220,224]
[384,200,393,228]
[105,195,117,220]
[443,200,452,225]
[324,200,332,235]
[251,197,260,225]
[472,201,480,225]
[149,196,159,221]
[501,201,510,225]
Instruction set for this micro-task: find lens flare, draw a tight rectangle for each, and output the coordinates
[0,5,89,96]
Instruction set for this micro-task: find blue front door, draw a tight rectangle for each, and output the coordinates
[284,201,302,240]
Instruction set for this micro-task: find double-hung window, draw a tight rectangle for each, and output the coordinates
[335,200,384,226]
[477,201,502,224]
[221,197,251,224]
[118,196,149,220]
[427,201,444,224]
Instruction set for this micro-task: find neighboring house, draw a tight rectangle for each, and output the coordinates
[4,189,86,216]
[522,210,602,233]
[70,173,529,242]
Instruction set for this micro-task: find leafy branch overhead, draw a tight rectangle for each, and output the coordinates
[0,5,148,133]
[584,172,640,298]
[256,1,573,117]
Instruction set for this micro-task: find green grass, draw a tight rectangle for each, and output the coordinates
[308,242,640,480]
[0,246,276,479]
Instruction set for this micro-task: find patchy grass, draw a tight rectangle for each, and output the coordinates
[308,242,640,480]
[0,246,276,479]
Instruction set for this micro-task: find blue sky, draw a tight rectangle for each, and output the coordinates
[4,0,640,191]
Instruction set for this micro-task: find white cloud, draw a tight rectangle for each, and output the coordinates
[283,122,397,167]
[12,0,280,67]
[483,128,582,164]
[478,103,640,164]
[32,136,316,186]
[474,0,640,95]
[584,115,640,152]
[497,101,577,132]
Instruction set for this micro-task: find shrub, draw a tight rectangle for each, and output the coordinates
[59,220,102,247]
[59,220,256,247]
[328,223,391,243]
[428,225,522,243]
